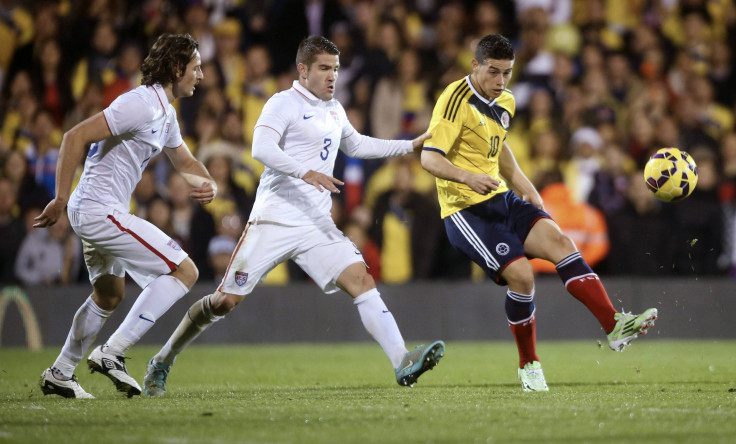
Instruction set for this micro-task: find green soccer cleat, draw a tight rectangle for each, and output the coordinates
[395,340,445,387]
[143,358,171,397]
[518,361,549,392]
[607,308,658,352]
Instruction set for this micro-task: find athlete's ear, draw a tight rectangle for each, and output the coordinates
[297,63,307,79]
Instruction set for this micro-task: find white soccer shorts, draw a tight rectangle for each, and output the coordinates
[68,209,188,288]
[218,220,366,295]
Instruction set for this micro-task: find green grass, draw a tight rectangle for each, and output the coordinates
[1,340,735,443]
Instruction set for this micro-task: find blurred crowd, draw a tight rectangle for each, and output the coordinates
[1,0,735,288]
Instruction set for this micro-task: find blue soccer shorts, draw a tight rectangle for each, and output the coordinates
[444,190,551,285]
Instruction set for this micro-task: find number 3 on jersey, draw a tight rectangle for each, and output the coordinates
[320,138,332,161]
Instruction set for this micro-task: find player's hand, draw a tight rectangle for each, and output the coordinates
[302,170,343,193]
[465,173,500,195]
[190,181,217,204]
[33,198,66,228]
[522,193,545,211]
[411,132,432,154]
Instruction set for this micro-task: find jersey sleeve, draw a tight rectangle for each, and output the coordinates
[254,93,293,137]
[164,107,184,148]
[423,83,465,155]
[102,91,152,136]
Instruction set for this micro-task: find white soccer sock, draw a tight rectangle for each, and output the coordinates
[354,289,407,368]
[104,275,189,356]
[154,294,223,365]
[53,296,113,379]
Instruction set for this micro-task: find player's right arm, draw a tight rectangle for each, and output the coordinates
[33,112,112,228]
[252,94,343,193]
[421,150,499,195]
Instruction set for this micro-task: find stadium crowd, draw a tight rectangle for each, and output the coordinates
[1,0,735,287]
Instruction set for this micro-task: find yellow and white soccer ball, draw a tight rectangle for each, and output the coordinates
[643,147,698,202]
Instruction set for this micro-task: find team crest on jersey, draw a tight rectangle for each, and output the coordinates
[234,271,248,286]
[167,239,181,251]
[501,111,510,129]
[164,122,170,137]
[496,243,510,255]
[330,110,339,122]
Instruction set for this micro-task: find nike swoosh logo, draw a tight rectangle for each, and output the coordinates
[152,129,158,133]
[400,360,414,372]
[139,314,155,323]
[382,310,390,313]
[303,115,314,120]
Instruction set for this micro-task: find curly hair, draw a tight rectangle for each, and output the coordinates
[141,34,199,87]
[475,34,515,63]
[295,36,340,68]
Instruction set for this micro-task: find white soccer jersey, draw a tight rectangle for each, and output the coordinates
[68,84,184,214]
[250,81,412,226]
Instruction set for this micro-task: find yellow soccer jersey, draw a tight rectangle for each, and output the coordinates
[424,76,514,218]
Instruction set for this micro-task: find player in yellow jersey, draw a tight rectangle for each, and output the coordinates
[421,34,658,392]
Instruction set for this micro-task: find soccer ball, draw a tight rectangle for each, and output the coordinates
[643,147,698,202]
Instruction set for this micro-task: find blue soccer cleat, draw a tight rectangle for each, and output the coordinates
[395,340,445,387]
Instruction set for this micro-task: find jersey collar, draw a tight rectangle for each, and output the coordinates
[152,83,171,115]
[291,80,321,104]
[465,75,497,107]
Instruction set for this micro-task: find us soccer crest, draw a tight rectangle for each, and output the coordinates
[330,110,339,122]
[164,122,170,137]
[167,239,181,251]
[234,271,248,286]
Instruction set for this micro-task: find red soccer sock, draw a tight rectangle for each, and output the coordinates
[509,314,539,368]
[566,276,617,333]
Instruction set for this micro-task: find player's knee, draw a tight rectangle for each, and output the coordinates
[501,260,535,294]
[91,275,125,310]
[173,257,199,289]
[210,291,244,316]
[554,231,576,251]
[353,269,376,295]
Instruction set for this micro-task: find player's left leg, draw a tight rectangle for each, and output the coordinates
[524,218,657,350]
[82,212,192,396]
[501,258,548,392]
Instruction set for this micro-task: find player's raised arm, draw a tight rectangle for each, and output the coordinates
[34,112,112,228]
[164,141,217,204]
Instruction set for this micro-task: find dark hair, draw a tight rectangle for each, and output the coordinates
[475,34,514,63]
[295,36,340,67]
[141,34,199,87]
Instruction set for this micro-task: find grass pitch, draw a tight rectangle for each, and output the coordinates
[1,340,735,443]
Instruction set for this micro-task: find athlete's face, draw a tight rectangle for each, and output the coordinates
[299,53,339,101]
[471,57,514,100]
[173,50,203,98]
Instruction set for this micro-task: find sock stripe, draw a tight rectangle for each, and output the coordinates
[555,251,582,269]
[507,309,535,325]
[507,289,534,303]
[563,272,598,288]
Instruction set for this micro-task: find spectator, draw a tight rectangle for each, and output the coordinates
[26,108,60,197]
[0,177,24,283]
[167,173,216,281]
[564,126,603,203]
[1,149,50,213]
[30,38,73,126]
[603,170,676,275]
[370,158,442,283]
[530,174,610,273]
[15,209,80,286]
